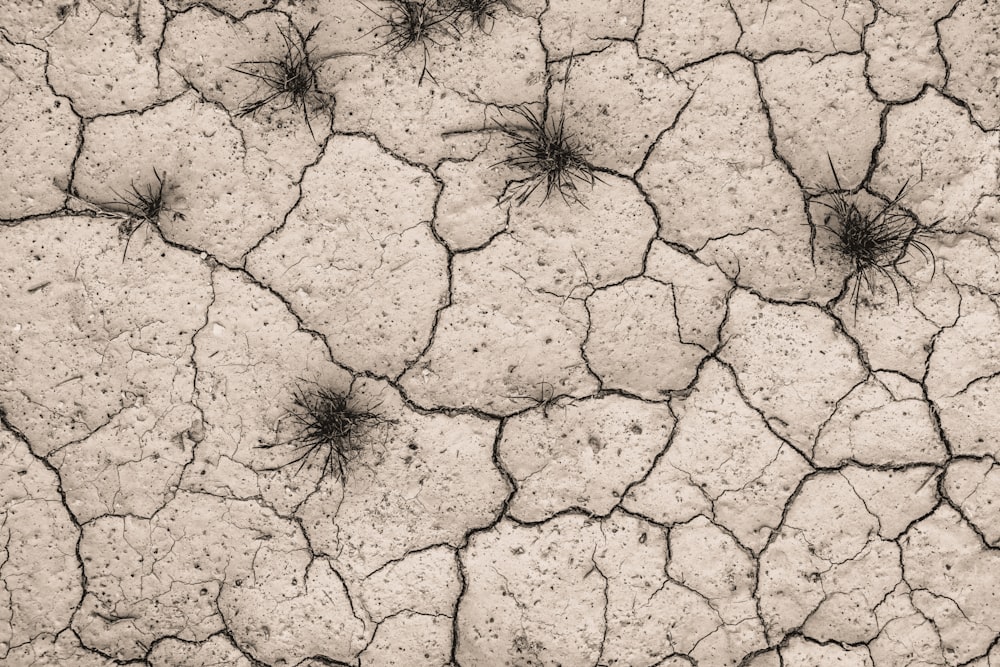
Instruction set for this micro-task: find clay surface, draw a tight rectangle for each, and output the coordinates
[2,0,1000,665]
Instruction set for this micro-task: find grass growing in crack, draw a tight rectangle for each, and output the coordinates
[446,0,516,33]
[505,381,565,418]
[813,157,938,318]
[493,103,599,206]
[230,21,330,138]
[358,0,459,84]
[107,168,169,262]
[258,383,392,483]
[67,168,178,262]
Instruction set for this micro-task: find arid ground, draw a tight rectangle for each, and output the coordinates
[2,0,1000,665]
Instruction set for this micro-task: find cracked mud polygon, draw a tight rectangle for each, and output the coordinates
[2,0,1000,665]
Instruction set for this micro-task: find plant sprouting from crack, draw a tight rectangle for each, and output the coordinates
[491,57,601,207]
[357,0,459,84]
[230,21,332,138]
[446,0,516,33]
[68,168,179,262]
[505,381,565,418]
[110,169,167,261]
[813,156,938,319]
[493,102,600,206]
[257,382,394,483]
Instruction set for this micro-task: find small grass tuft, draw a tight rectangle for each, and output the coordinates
[813,157,938,318]
[230,21,330,138]
[258,382,392,482]
[65,168,180,262]
[493,103,599,206]
[358,0,459,84]
[447,0,515,33]
[108,169,167,261]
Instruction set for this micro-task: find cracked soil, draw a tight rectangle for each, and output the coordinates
[2,0,1000,665]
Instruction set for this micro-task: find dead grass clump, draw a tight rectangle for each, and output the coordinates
[814,158,938,318]
[107,168,168,260]
[447,0,516,33]
[67,168,177,262]
[230,21,331,137]
[493,103,599,206]
[358,0,460,84]
[258,382,392,482]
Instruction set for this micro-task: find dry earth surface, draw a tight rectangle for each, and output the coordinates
[2,0,1000,665]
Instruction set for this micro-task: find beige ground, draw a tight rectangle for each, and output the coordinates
[2,0,1000,665]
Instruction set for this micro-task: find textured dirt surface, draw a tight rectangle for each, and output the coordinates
[2,0,1000,665]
